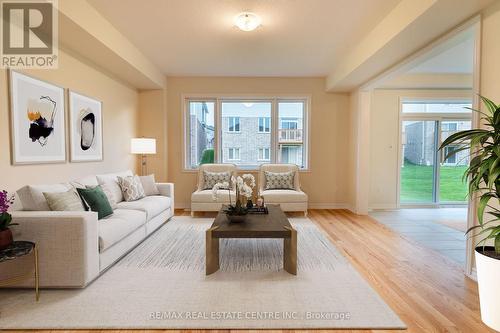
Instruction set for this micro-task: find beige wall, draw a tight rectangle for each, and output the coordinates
[369,89,472,209]
[166,76,351,209]
[138,89,168,181]
[481,1,500,102]
[0,49,139,193]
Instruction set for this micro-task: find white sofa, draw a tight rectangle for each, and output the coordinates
[191,163,237,215]
[3,170,174,288]
[258,164,308,215]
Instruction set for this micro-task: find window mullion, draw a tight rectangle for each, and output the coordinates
[271,98,278,163]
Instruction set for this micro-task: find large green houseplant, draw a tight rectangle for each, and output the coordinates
[439,95,500,331]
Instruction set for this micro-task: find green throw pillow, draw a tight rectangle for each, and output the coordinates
[77,186,113,220]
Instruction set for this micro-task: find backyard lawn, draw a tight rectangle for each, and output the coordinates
[401,162,468,203]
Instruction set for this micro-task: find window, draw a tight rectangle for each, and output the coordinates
[258,147,270,161]
[228,148,240,160]
[185,97,308,169]
[442,122,457,132]
[443,146,457,164]
[402,101,472,114]
[278,101,306,168]
[185,100,215,169]
[258,117,270,133]
[221,101,272,167]
[228,117,240,132]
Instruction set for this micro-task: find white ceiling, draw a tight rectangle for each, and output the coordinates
[408,34,474,74]
[88,0,401,77]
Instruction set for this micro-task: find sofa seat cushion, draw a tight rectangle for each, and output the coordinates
[116,195,171,220]
[261,190,308,203]
[191,190,236,203]
[98,209,146,252]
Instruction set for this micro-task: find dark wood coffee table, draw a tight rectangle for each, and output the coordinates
[206,205,297,275]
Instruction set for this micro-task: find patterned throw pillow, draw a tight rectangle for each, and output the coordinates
[43,189,85,211]
[203,171,231,190]
[118,175,146,202]
[264,171,295,190]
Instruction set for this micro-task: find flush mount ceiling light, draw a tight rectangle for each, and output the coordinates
[234,12,261,32]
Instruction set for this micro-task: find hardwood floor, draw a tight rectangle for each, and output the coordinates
[13,209,495,333]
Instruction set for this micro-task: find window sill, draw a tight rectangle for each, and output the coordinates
[183,167,311,173]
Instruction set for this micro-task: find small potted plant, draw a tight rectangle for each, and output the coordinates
[0,190,17,250]
[213,174,255,223]
[439,96,500,331]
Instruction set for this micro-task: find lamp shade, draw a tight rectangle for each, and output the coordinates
[130,138,156,154]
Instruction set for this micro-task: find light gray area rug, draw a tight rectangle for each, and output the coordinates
[0,216,405,329]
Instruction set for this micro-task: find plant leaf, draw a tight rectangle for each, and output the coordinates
[477,194,496,224]
[495,234,500,254]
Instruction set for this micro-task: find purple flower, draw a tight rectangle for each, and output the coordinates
[0,190,15,213]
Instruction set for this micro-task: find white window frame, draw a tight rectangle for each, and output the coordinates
[258,117,271,133]
[228,116,240,133]
[183,95,310,171]
[258,147,270,161]
[228,148,240,161]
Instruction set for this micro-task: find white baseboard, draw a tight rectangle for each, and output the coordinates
[369,204,398,210]
[308,203,353,211]
[468,267,478,281]
[176,203,190,210]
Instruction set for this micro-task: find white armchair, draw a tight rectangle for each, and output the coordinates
[258,164,308,216]
[191,164,237,216]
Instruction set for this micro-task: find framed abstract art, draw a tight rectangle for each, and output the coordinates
[68,91,103,162]
[9,70,66,164]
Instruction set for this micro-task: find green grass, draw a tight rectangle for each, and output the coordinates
[401,162,468,203]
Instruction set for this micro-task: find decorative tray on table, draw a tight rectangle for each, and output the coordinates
[247,206,269,214]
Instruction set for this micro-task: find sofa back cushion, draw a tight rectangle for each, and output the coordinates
[259,164,300,191]
[96,170,133,203]
[17,183,73,211]
[139,174,160,196]
[197,164,237,191]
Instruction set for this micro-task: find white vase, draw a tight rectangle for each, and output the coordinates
[475,247,500,331]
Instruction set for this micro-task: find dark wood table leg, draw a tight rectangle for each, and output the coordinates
[206,226,220,275]
[283,226,297,275]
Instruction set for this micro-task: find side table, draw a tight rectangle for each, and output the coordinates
[0,241,39,301]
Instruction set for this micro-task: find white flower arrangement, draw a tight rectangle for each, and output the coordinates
[212,174,256,215]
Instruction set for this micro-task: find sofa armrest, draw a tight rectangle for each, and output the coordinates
[6,211,100,288]
[157,182,174,210]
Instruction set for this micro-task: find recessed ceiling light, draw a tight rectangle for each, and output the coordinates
[234,12,261,32]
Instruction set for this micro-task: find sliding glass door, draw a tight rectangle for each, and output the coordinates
[439,120,472,202]
[399,101,472,205]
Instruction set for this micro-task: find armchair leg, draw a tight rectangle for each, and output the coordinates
[304,210,308,217]
[191,211,195,217]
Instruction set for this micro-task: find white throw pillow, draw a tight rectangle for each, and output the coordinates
[139,174,160,196]
[118,175,146,202]
[96,170,133,203]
